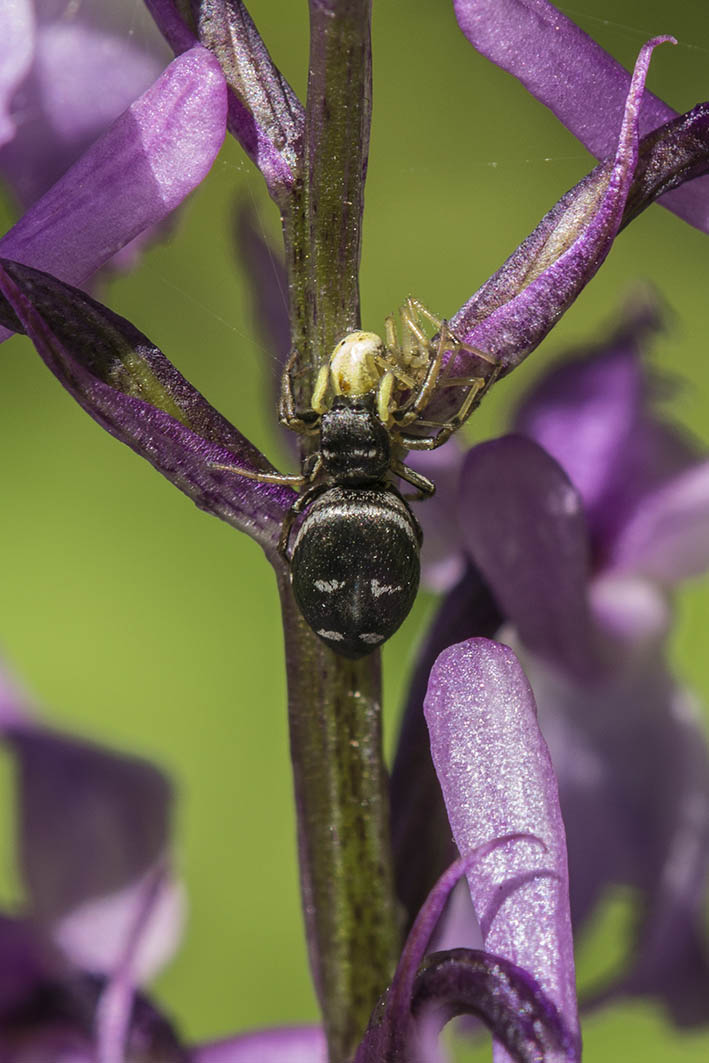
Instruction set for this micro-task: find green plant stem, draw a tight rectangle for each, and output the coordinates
[285,0,372,415]
[277,4,398,1058]
[279,575,399,1062]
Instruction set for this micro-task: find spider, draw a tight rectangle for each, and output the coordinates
[214,298,498,657]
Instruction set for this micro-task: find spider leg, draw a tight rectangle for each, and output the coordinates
[406,296,444,333]
[384,312,398,352]
[398,372,494,450]
[279,350,321,434]
[376,370,396,425]
[209,462,309,487]
[311,363,332,416]
[455,340,497,366]
[278,349,299,421]
[392,320,452,428]
[373,353,416,389]
[391,459,436,500]
[399,302,414,361]
[278,478,329,558]
[210,452,323,491]
[400,304,428,352]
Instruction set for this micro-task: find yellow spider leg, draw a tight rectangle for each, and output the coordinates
[377,370,396,425]
[210,462,308,487]
[406,296,444,331]
[311,363,331,414]
[384,313,397,352]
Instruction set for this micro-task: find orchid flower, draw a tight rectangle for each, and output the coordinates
[0,663,185,1061]
[394,297,709,1028]
[0,646,577,1063]
[0,1,169,206]
[0,2,708,1060]
[0,0,227,300]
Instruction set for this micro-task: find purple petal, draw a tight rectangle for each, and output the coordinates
[622,103,709,229]
[453,0,709,231]
[3,719,168,917]
[0,916,61,1016]
[0,970,188,1063]
[459,436,595,677]
[0,259,293,554]
[0,12,168,208]
[424,638,580,1061]
[0,43,227,339]
[55,865,184,983]
[519,643,709,1024]
[607,459,709,584]
[594,417,701,563]
[144,0,198,54]
[512,644,641,931]
[1,716,184,974]
[604,685,709,1024]
[408,443,467,593]
[513,294,704,563]
[411,949,576,1062]
[198,1,303,187]
[358,846,566,1062]
[589,574,671,651]
[0,0,34,146]
[192,1027,326,1063]
[512,300,657,519]
[94,866,181,1063]
[449,40,679,371]
[235,204,293,452]
[0,644,175,978]
[145,0,302,197]
[391,567,502,930]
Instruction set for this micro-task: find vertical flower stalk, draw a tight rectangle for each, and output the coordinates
[279,4,398,1060]
[285,0,372,398]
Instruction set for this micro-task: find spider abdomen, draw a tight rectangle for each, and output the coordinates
[290,485,421,658]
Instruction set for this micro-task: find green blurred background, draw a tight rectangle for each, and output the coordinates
[1,0,708,1058]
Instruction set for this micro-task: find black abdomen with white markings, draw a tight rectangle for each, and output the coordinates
[290,485,421,658]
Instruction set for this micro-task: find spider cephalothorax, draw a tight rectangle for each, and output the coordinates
[215,298,498,657]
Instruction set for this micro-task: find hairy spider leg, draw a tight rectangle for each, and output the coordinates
[384,312,398,354]
[392,320,455,429]
[431,335,497,393]
[209,452,322,488]
[398,362,502,450]
[391,459,435,500]
[376,301,446,426]
[279,349,322,433]
[404,295,444,334]
[208,464,307,486]
[400,304,427,361]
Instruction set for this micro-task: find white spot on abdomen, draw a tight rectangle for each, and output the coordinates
[315,579,346,593]
[371,579,401,597]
